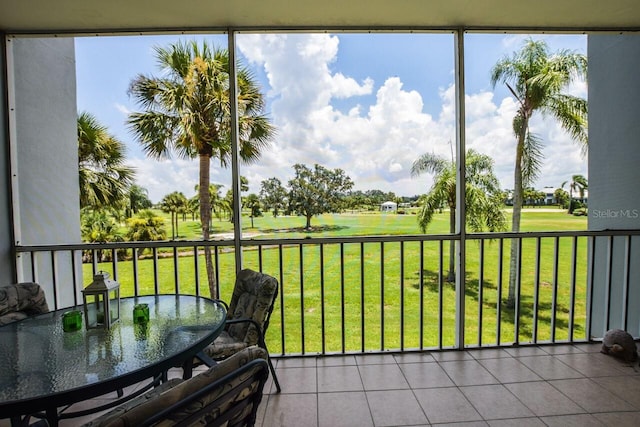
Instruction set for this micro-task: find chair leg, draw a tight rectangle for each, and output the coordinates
[267,355,281,393]
[182,358,194,380]
[259,338,281,393]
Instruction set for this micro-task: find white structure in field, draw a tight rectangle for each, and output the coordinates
[380,201,397,212]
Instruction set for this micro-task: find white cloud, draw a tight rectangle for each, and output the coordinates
[466,91,498,120]
[388,162,403,173]
[237,33,586,197]
[114,103,131,115]
[129,34,587,202]
[331,74,374,98]
[128,157,232,203]
[567,78,588,98]
[501,34,529,51]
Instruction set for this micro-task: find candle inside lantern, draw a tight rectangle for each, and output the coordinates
[82,271,121,329]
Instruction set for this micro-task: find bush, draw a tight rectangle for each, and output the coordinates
[568,199,585,214]
[573,207,588,216]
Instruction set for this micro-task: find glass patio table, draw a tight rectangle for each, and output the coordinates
[0,294,226,426]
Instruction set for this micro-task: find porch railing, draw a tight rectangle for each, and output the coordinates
[14,229,640,356]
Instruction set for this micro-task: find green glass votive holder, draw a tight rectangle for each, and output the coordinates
[133,303,150,324]
[62,310,83,332]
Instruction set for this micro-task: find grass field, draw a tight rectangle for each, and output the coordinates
[151,206,585,239]
[95,208,589,355]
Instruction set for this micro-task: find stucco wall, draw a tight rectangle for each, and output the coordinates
[11,37,81,307]
[588,34,640,337]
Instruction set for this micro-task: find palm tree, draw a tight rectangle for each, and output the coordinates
[127,40,275,299]
[207,184,223,222]
[221,190,234,222]
[562,174,588,213]
[411,149,507,281]
[78,111,135,210]
[160,191,187,240]
[245,193,262,228]
[126,185,153,218]
[491,38,587,307]
[187,196,200,221]
[195,183,225,225]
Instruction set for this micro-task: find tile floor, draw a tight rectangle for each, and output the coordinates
[3,343,640,426]
[257,343,640,427]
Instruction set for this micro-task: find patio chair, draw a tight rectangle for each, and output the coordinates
[82,345,269,427]
[0,282,49,325]
[197,269,281,393]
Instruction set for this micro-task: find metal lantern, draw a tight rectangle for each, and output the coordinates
[82,271,120,329]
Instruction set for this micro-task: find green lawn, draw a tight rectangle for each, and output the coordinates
[150,206,585,239]
[95,208,588,355]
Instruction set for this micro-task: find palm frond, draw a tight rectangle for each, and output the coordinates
[129,39,274,167]
[547,51,587,81]
[492,39,549,98]
[545,94,588,151]
[78,111,136,209]
[521,131,544,188]
[127,111,182,159]
[411,153,449,178]
[465,149,501,193]
[416,193,439,233]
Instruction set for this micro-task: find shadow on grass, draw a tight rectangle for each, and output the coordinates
[499,296,583,337]
[409,269,455,293]
[260,225,349,234]
[409,268,583,337]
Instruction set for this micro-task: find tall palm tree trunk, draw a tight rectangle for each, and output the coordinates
[568,188,574,214]
[507,123,527,308]
[199,153,218,299]
[171,212,176,240]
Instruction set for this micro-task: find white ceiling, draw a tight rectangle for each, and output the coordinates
[1,0,639,34]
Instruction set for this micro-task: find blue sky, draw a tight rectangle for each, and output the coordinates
[75,33,587,203]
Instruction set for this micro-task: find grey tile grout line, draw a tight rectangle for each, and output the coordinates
[438,356,498,424]
[355,356,385,427]
[395,355,433,425]
[512,352,592,417]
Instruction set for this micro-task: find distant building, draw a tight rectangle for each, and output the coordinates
[542,186,557,205]
[574,189,589,204]
[541,186,588,205]
[380,201,398,212]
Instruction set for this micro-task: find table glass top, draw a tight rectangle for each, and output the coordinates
[0,294,226,404]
